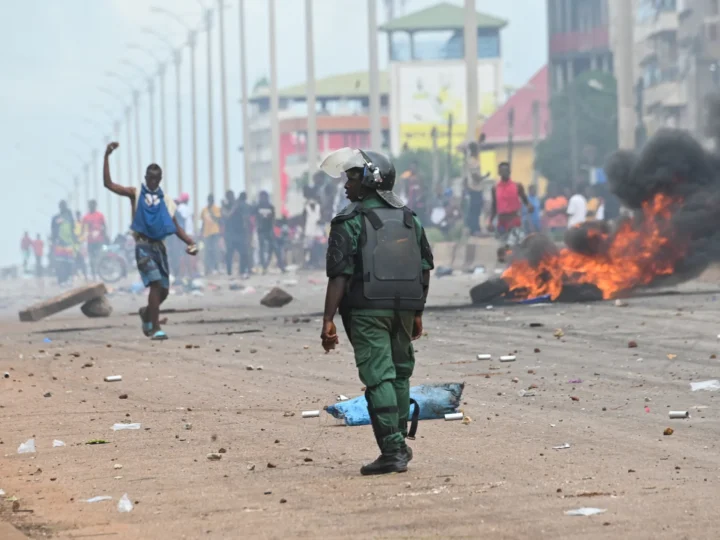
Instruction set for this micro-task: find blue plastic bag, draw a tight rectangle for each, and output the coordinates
[326,383,464,426]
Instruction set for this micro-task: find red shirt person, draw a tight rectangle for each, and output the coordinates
[488,162,533,263]
[82,200,107,279]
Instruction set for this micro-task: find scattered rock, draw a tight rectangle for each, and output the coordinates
[218,448,227,454]
[663,427,674,436]
[207,453,223,461]
[250,348,258,354]
[628,340,638,348]
[267,462,277,469]
[283,412,295,417]
[80,296,113,318]
[114,464,123,470]
[299,447,311,452]
[247,464,256,471]
[43,392,52,398]
[280,498,287,504]
[118,394,128,400]
[553,329,564,339]
[82,362,94,368]
[614,299,628,307]
[304,457,313,462]
[260,288,293,308]
[246,365,255,371]
[570,396,580,402]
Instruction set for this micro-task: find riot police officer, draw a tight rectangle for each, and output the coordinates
[319,148,434,476]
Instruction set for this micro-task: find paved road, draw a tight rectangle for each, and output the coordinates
[2,272,720,539]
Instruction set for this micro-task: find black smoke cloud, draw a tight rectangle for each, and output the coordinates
[603,101,720,282]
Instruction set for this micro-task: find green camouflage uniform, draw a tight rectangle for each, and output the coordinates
[331,195,434,453]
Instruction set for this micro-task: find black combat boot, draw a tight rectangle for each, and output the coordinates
[360,451,408,476]
[401,444,413,463]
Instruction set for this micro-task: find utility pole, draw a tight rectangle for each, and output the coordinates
[204,8,216,203]
[218,0,231,193]
[124,106,132,227]
[238,0,252,199]
[531,101,540,187]
[133,90,142,180]
[269,0,281,209]
[368,0,382,149]
[158,64,168,174]
[173,49,184,194]
[189,30,200,224]
[610,0,635,149]
[465,0,479,144]
[305,0,318,174]
[148,79,156,161]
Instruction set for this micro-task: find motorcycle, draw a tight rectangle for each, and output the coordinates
[96,234,134,284]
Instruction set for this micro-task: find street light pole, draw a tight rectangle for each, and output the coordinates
[128,44,169,174]
[305,0,317,175]
[189,30,200,223]
[218,0,231,192]
[203,7,216,202]
[464,0,479,144]
[269,0,281,209]
[238,0,252,198]
[367,0,381,150]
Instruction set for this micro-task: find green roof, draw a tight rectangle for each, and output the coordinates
[379,2,507,32]
[250,71,390,101]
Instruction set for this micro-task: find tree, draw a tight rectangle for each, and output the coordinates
[535,70,618,189]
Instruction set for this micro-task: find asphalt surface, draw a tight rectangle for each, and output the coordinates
[2,271,720,539]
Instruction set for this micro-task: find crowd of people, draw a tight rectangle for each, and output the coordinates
[21,200,109,285]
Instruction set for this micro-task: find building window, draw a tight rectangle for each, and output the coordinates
[710,0,720,16]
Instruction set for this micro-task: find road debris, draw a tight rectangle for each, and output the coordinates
[565,508,607,517]
[260,287,293,308]
[3,372,9,378]
[112,423,141,431]
[568,379,582,384]
[80,295,113,318]
[553,443,571,450]
[664,428,674,436]
[667,354,677,360]
[570,396,580,402]
[207,453,223,461]
[104,375,122,382]
[628,340,638,348]
[477,354,492,360]
[444,413,464,421]
[53,440,65,447]
[302,410,320,418]
[554,329,564,339]
[669,411,690,419]
[17,439,36,454]
[118,494,134,513]
[19,283,108,322]
[690,380,720,392]
[86,496,112,503]
[615,299,628,307]
[500,355,516,363]
[86,439,109,445]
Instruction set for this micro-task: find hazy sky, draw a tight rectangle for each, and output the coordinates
[0,0,546,267]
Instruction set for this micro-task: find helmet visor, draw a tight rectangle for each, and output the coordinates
[319,147,365,178]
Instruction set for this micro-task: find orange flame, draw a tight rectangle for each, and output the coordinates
[502,193,687,300]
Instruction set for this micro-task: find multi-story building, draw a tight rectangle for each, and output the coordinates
[634,0,720,136]
[247,73,390,215]
[547,0,613,94]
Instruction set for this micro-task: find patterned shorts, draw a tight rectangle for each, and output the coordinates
[135,242,170,289]
[496,226,526,248]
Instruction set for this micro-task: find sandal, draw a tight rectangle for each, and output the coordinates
[151,330,168,341]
